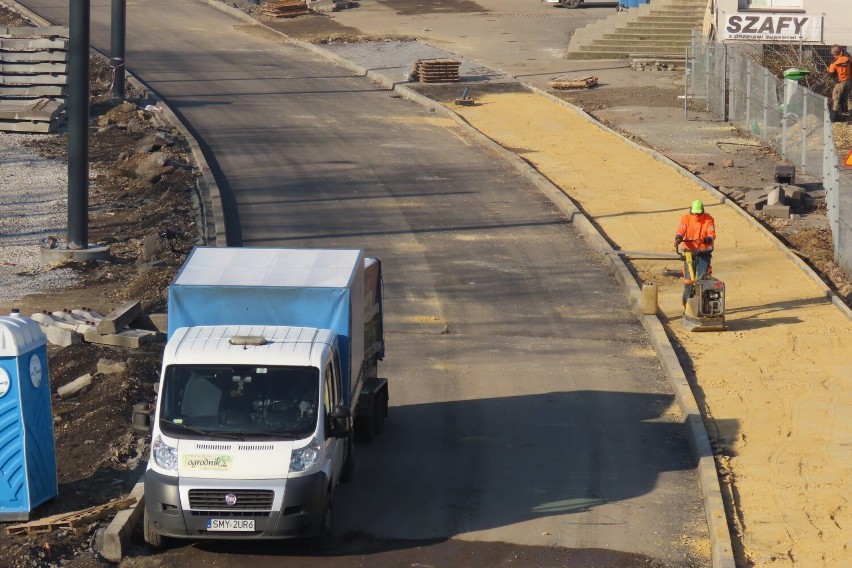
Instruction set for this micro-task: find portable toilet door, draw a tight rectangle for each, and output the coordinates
[0,311,57,520]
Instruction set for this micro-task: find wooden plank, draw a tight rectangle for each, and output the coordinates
[548,75,598,90]
[5,497,137,535]
[96,299,142,335]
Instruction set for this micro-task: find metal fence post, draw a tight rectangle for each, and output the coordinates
[763,67,769,143]
[801,91,808,174]
[745,58,751,131]
[684,45,689,120]
[723,44,729,123]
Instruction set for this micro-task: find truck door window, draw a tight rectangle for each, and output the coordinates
[324,365,335,413]
[331,353,342,404]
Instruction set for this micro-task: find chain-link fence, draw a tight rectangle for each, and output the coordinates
[688,36,852,276]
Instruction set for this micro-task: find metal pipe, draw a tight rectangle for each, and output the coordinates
[68,0,90,250]
[110,0,126,100]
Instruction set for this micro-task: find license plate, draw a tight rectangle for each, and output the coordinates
[207,519,255,531]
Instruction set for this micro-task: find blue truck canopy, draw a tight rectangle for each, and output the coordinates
[168,248,366,400]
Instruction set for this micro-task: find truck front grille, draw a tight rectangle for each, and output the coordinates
[188,489,275,511]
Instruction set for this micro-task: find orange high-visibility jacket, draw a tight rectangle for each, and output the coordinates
[676,212,716,252]
[829,53,851,82]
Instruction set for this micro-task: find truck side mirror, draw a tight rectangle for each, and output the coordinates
[329,405,352,438]
[132,401,152,435]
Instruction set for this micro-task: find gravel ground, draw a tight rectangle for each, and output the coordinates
[0,133,78,306]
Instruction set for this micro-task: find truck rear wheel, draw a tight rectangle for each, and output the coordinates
[355,388,387,442]
[559,0,581,7]
[373,389,388,435]
[143,507,164,548]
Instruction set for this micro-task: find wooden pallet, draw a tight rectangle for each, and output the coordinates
[413,59,460,83]
[548,75,598,90]
[261,0,308,18]
[5,497,137,535]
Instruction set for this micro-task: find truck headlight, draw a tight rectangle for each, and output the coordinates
[289,438,321,472]
[153,435,178,471]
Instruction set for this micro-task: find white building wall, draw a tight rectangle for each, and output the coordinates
[714,0,852,45]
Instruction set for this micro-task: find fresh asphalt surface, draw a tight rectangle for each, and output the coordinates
[17,0,709,564]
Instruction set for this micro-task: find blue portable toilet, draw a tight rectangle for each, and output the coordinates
[0,311,57,520]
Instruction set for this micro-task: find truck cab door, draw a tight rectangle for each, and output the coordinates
[324,356,346,485]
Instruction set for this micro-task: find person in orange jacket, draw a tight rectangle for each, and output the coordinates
[675,200,716,307]
[828,45,851,122]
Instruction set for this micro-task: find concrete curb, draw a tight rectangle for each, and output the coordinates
[100,475,145,562]
[119,72,227,248]
[2,0,227,249]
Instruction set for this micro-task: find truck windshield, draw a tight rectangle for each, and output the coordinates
[159,365,319,439]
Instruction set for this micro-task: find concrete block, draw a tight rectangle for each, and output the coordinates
[766,185,785,206]
[762,203,791,218]
[130,312,168,333]
[785,186,805,206]
[100,478,145,562]
[84,328,159,348]
[40,324,83,347]
[97,359,128,375]
[57,373,93,398]
[96,299,142,335]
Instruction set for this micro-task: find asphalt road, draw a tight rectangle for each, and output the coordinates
[19,0,709,565]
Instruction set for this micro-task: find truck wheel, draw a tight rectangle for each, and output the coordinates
[372,390,388,435]
[559,0,581,7]
[143,507,164,548]
[355,415,375,442]
[309,490,334,550]
[355,394,385,442]
[340,438,355,483]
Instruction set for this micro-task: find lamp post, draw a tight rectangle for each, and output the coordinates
[110,0,126,99]
[67,0,90,250]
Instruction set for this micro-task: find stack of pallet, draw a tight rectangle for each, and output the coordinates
[261,0,308,18]
[0,26,69,133]
[412,59,461,83]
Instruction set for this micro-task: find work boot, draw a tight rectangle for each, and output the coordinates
[830,109,839,123]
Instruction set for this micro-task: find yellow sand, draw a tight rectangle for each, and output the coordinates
[453,93,852,567]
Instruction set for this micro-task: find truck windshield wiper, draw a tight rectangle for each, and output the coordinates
[162,422,245,440]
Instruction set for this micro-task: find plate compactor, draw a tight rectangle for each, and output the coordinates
[604,243,726,332]
[679,244,726,332]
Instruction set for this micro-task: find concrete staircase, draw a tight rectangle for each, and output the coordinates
[566,0,707,60]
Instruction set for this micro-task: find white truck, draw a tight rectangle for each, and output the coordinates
[142,247,387,547]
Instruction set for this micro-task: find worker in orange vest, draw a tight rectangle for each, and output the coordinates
[675,200,716,307]
[828,45,851,122]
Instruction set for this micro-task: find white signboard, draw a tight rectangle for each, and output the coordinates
[722,13,823,42]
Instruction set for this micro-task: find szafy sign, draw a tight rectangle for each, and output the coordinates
[722,12,824,42]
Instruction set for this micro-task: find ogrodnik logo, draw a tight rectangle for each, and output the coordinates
[182,455,233,470]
